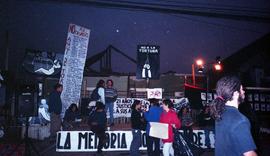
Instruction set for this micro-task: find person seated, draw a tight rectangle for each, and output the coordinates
[63,103,80,130]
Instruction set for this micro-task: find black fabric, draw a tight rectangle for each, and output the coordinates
[185,85,203,110]
[131,109,146,130]
[80,98,91,116]
[198,114,214,127]
[89,110,106,130]
[87,106,96,126]
[173,129,203,156]
[173,128,193,156]
[90,88,100,101]
[89,109,107,152]
[146,135,160,156]
[48,90,62,115]
[91,125,106,152]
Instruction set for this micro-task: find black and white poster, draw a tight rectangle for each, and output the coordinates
[245,89,270,113]
[113,98,150,118]
[22,49,63,76]
[136,45,160,79]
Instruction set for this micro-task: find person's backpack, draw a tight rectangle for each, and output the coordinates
[90,88,100,101]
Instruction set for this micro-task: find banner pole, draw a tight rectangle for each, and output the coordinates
[146,78,150,88]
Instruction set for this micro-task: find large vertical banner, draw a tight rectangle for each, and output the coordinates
[60,24,90,111]
[136,45,160,79]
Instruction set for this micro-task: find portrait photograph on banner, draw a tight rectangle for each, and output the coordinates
[136,45,160,79]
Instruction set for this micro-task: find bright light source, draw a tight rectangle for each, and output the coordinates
[196,59,204,66]
[214,64,222,71]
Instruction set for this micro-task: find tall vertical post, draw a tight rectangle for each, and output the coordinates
[146,78,150,88]
[146,78,150,99]
[206,74,209,104]
[192,63,195,86]
[127,74,130,97]
[5,31,9,70]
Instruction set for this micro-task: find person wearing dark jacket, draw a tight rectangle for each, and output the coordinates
[130,100,146,156]
[144,98,163,156]
[48,83,63,139]
[89,101,107,154]
[198,105,214,148]
[178,106,193,143]
[63,103,80,130]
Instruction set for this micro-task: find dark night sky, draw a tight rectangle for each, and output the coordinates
[1,0,270,75]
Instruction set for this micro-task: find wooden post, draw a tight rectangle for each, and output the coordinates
[192,63,195,86]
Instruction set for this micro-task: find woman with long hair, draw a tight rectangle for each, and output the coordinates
[160,99,181,156]
[63,103,80,130]
[130,100,146,156]
[178,106,193,143]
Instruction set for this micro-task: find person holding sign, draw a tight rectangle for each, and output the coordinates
[130,100,146,156]
[144,98,163,156]
[210,75,257,156]
[159,99,181,156]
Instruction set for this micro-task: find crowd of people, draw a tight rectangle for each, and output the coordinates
[46,75,257,156]
[47,79,118,153]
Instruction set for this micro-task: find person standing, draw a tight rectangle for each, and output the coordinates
[89,101,107,154]
[160,99,181,156]
[105,79,118,126]
[48,83,63,140]
[144,98,163,156]
[210,75,257,156]
[91,80,105,105]
[178,106,193,143]
[198,105,214,148]
[130,100,146,156]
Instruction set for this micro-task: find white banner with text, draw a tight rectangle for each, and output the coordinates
[56,130,215,152]
[60,24,90,112]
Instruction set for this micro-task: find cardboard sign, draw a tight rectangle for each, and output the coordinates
[147,88,162,99]
[149,122,168,139]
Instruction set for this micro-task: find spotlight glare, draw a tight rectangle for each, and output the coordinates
[214,64,222,71]
[196,59,204,66]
